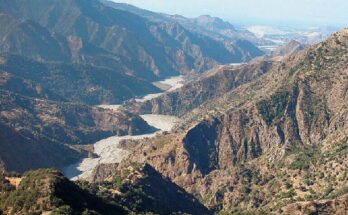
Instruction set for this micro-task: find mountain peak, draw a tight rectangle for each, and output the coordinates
[194,14,235,30]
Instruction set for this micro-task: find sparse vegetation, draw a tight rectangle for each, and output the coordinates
[256,91,290,125]
[288,147,319,170]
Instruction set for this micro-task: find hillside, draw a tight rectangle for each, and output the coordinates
[116,29,348,214]
[0,0,263,81]
[101,0,272,47]
[0,168,211,214]
[125,60,273,116]
[0,89,155,173]
[270,40,305,57]
[0,0,347,214]
[88,162,211,214]
[0,54,160,105]
[0,169,128,214]
[0,0,265,176]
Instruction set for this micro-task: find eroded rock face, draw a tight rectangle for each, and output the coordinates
[120,29,348,213]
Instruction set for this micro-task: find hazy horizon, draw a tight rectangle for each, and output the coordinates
[111,0,347,28]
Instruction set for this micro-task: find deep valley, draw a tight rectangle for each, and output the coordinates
[0,0,347,215]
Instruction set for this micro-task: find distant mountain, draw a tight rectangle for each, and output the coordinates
[0,0,263,81]
[270,40,305,57]
[101,0,272,46]
[247,25,340,48]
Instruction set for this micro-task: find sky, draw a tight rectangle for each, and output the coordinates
[111,0,348,27]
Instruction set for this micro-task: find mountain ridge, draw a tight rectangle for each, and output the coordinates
[0,0,263,81]
[113,29,348,213]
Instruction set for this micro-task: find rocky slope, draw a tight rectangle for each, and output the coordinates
[0,0,263,81]
[0,169,128,214]
[0,89,155,173]
[89,162,211,214]
[112,29,348,214]
[0,69,66,102]
[0,13,71,62]
[126,60,273,116]
[0,54,160,105]
[0,168,211,214]
[270,40,305,57]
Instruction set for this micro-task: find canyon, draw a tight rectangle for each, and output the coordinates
[0,0,347,214]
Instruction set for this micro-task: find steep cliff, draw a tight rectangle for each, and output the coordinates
[120,29,348,213]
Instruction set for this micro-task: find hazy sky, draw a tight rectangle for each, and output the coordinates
[111,0,348,27]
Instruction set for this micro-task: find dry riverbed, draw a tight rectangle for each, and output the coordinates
[63,76,183,180]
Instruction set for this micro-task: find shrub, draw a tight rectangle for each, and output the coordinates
[256,91,290,125]
[288,147,319,170]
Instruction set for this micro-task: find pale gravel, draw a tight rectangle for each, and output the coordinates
[135,76,184,102]
[63,76,183,180]
[63,113,180,180]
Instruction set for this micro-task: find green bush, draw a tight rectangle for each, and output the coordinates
[288,147,319,170]
[256,91,290,125]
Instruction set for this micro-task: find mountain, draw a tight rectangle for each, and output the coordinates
[117,29,348,213]
[0,0,265,173]
[101,0,272,46]
[270,40,305,57]
[0,89,155,173]
[90,162,211,214]
[0,54,160,105]
[0,169,128,214]
[0,13,71,62]
[0,0,263,81]
[0,168,210,214]
[0,0,347,214]
[125,60,273,116]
